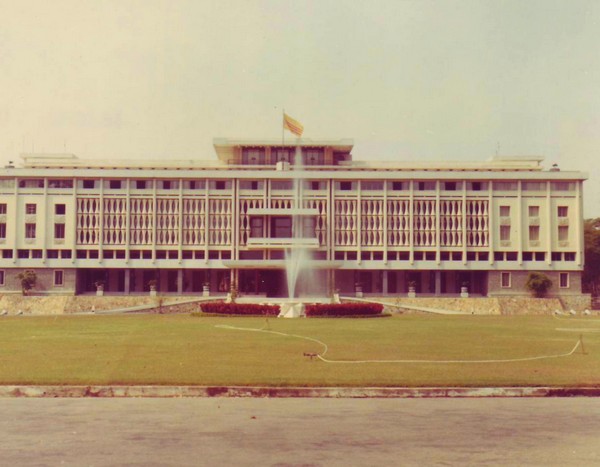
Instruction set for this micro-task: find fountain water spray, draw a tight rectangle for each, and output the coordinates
[280,145,311,317]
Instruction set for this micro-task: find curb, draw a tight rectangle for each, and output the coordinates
[0,386,599,398]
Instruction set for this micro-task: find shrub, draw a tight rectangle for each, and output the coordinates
[305,303,384,317]
[525,272,553,298]
[199,302,280,316]
[17,270,37,296]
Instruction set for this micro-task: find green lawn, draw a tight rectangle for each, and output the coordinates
[0,313,599,387]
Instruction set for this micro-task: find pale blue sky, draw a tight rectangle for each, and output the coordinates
[1,0,599,215]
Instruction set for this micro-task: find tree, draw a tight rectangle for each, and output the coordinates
[525,272,552,298]
[583,218,600,297]
[17,270,37,296]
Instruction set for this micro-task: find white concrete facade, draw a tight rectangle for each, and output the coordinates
[0,139,588,298]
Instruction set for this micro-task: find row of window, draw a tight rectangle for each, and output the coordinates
[0,269,572,290]
[499,205,568,217]
[0,203,66,215]
[4,178,578,192]
[500,272,570,288]
[0,270,63,286]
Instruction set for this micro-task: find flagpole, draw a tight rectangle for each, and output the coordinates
[282,109,285,147]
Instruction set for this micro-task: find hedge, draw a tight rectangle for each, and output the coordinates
[304,303,384,317]
[199,302,280,316]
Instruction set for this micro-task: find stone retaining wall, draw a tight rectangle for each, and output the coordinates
[0,293,592,316]
[365,295,581,315]
[0,295,209,315]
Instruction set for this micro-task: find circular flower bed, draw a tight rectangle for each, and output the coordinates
[199,302,280,316]
[304,303,384,317]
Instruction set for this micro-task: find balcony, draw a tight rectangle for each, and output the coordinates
[247,208,319,217]
[246,237,320,250]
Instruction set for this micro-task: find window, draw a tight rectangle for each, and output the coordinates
[240,180,261,190]
[339,181,353,191]
[273,148,294,164]
[535,252,545,261]
[558,226,569,241]
[241,148,266,165]
[522,182,545,191]
[48,179,73,189]
[391,181,404,191]
[162,180,178,190]
[55,204,66,215]
[26,204,36,215]
[551,182,575,191]
[215,181,226,190]
[271,217,292,238]
[310,181,321,190]
[528,206,539,217]
[54,270,64,287]
[417,181,435,191]
[302,218,316,238]
[469,181,483,191]
[529,226,540,242]
[19,179,44,188]
[499,206,510,217]
[25,223,36,239]
[501,272,511,288]
[54,223,65,239]
[559,272,569,288]
[443,181,457,191]
[0,270,4,285]
[564,252,576,261]
[302,148,324,165]
[17,249,29,259]
[187,180,205,190]
[271,180,293,190]
[82,180,95,189]
[136,180,147,189]
[0,203,6,214]
[249,218,263,237]
[109,180,122,189]
[362,181,384,191]
[557,206,568,217]
[47,249,59,259]
[0,223,5,239]
[500,225,511,241]
[494,182,517,191]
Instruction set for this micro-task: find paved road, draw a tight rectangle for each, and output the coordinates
[0,398,599,466]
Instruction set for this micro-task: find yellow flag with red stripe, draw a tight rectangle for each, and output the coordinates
[283,113,304,137]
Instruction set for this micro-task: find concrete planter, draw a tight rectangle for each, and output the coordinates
[203,285,210,297]
[408,286,416,298]
[460,287,469,298]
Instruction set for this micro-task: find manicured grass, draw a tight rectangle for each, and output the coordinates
[0,313,599,387]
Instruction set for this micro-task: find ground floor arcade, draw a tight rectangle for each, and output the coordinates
[0,267,580,298]
[74,268,487,297]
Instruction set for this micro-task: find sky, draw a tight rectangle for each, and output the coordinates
[1,0,599,216]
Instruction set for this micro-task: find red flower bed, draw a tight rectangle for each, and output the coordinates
[199,302,280,316]
[304,303,384,317]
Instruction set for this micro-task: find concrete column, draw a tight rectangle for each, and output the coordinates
[382,270,388,295]
[124,269,130,294]
[177,269,183,294]
[435,270,442,296]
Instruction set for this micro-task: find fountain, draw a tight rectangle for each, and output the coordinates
[279,145,311,318]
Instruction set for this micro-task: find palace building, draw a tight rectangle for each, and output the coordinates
[0,139,588,299]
